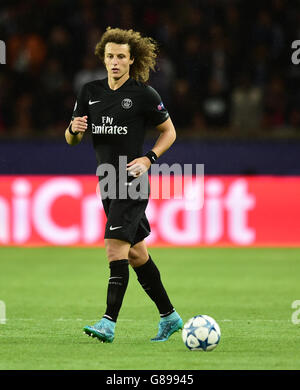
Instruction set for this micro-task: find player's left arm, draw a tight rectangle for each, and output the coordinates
[151,117,176,158]
[127,117,176,177]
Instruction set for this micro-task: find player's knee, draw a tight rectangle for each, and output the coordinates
[128,247,148,267]
[105,239,130,262]
[128,248,139,266]
[106,248,120,262]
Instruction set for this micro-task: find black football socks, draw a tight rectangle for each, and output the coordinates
[103,259,129,322]
[133,256,174,318]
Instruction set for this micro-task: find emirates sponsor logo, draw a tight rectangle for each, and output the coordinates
[92,116,128,135]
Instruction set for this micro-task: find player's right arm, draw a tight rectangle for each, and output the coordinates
[65,116,88,146]
[66,83,89,146]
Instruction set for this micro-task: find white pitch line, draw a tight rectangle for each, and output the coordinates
[0,318,134,322]
[220,319,290,323]
[0,318,290,323]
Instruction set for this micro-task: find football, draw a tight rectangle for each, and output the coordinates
[182,315,221,351]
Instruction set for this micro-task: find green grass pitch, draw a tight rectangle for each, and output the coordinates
[0,247,299,370]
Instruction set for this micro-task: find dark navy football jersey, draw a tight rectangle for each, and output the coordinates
[72,77,169,170]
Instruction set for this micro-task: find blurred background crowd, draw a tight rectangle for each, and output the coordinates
[1,0,300,139]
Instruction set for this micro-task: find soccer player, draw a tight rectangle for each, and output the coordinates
[65,27,183,343]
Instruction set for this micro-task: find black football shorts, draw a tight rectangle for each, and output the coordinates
[100,175,151,246]
[102,197,151,246]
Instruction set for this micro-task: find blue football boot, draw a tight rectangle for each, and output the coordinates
[151,311,183,342]
[83,317,115,343]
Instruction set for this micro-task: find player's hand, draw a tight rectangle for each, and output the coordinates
[127,157,151,177]
[71,116,88,133]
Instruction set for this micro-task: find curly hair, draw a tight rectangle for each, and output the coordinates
[95,27,158,83]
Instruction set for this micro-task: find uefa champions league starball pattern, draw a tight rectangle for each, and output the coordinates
[182,315,221,351]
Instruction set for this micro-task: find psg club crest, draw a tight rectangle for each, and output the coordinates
[121,98,133,109]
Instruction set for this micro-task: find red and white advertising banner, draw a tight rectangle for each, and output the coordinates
[0,175,299,246]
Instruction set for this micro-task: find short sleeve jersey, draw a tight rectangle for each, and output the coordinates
[72,77,169,170]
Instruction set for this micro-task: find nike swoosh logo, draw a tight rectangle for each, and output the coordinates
[89,100,101,105]
[109,226,123,231]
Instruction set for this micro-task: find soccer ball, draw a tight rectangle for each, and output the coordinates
[182,315,221,351]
